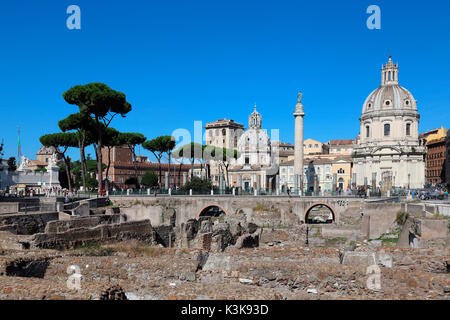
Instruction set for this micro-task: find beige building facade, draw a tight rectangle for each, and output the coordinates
[327,139,355,156]
[204,118,245,186]
[304,138,329,155]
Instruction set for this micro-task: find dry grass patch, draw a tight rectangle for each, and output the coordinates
[108,240,166,257]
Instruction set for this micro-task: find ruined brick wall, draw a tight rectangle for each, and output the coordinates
[199,233,212,250]
[0,212,59,235]
[31,219,155,250]
[44,215,121,234]
[153,225,176,247]
[362,203,401,239]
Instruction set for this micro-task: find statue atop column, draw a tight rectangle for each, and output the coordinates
[294,91,304,115]
[297,91,302,103]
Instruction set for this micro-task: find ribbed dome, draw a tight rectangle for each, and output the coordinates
[238,128,270,152]
[361,57,418,116]
[362,84,417,114]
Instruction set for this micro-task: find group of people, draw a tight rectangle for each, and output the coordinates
[411,187,449,200]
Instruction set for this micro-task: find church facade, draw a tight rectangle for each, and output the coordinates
[352,57,426,190]
[228,106,278,192]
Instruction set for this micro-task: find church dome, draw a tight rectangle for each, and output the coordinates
[362,57,418,116]
[238,127,271,152]
[235,105,272,167]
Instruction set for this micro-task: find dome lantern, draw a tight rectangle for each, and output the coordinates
[381,56,399,86]
[249,103,262,129]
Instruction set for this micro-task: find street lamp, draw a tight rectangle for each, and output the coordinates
[408,173,411,190]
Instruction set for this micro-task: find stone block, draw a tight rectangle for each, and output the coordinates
[340,251,376,267]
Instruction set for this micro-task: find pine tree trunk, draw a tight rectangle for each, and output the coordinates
[168,153,172,188]
[79,133,87,192]
[63,155,73,192]
[131,146,139,189]
[105,146,112,191]
[96,121,103,195]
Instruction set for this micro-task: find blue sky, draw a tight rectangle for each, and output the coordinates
[0,0,449,162]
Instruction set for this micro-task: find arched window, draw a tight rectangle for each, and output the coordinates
[366,125,370,138]
[406,123,411,136]
[384,123,390,136]
[338,168,345,174]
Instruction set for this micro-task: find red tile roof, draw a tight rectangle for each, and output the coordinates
[328,139,355,146]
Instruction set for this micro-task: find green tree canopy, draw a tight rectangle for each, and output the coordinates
[142,136,176,187]
[142,136,175,156]
[63,83,132,119]
[62,82,132,192]
[0,140,4,161]
[119,132,146,149]
[39,132,79,150]
[58,112,97,191]
[7,157,16,171]
[58,112,96,133]
[141,171,159,188]
[180,177,213,192]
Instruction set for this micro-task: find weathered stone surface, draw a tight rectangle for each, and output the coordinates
[0,212,59,235]
[0,246,448,300]
[235,233,259,249]
[340,251,376,267]
[31,220,156,250]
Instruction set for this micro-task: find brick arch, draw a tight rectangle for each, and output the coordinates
[197,203,228,218]
[304,202,337,223]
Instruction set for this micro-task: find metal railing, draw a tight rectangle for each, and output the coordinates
[107,188,385,198]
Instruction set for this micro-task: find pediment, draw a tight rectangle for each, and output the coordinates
[372,146,401,155]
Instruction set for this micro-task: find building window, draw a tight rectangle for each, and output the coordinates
[338,168,345,174]
[366,125,370,138]
[406,123,411,136]
[222,129,226,136]
[384,123,390,136]
[245,157,249,164]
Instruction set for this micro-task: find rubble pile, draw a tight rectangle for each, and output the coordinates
[100,285,128,300]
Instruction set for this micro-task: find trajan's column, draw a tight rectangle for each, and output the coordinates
[294,91,305,195]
